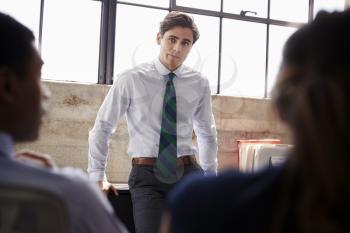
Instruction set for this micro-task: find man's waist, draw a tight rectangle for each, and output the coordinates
[132,155,196,166]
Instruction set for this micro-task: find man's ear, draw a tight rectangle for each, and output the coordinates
[0,67,17,104]
[156,32,162,45]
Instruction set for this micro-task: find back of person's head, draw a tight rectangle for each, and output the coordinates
[0,12,46,142]
[159,11,200,44]
[0,12,35,78]
[271,9,350,232]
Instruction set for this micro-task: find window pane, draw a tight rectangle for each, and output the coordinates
[223,0,267,18]
[176,0,221,12]
[41,0,101,83]
[0,0,41,48]
[221,20,266,98]
[185,14,219,94]
[267,25,297,96]
[270,0,309,23]
[314,0,345,18]
[120,0,169,8]
[114,5,167,75]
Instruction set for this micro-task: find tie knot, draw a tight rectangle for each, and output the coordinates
[167,72,176,81]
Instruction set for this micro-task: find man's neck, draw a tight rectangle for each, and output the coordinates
[158,58,181,72]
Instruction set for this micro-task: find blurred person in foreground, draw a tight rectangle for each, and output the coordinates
[0,11,128,233]
[160,9,350,233]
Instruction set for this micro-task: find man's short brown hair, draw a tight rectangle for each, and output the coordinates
[159,11,200,44]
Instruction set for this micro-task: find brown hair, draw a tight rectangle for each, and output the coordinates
[271,9,350,233]
[159,11,200,44]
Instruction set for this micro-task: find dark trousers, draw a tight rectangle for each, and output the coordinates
[128,163,202,233]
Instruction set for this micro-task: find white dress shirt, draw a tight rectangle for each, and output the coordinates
[0,131,128,233]
[88,59,218,181]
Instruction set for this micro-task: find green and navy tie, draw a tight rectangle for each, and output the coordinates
[156,72,178,182]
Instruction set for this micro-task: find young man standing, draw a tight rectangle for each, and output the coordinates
[88,11,218,233]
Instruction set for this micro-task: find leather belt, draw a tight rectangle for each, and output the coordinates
[132,155,195,166]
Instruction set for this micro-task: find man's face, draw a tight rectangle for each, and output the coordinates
[157,26,194,71]
[12,46,49,142]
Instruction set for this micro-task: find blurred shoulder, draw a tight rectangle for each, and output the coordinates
[168,166,285,208]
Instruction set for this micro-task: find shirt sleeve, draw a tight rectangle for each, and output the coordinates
[87,75,130,181]
[193,77,218,174]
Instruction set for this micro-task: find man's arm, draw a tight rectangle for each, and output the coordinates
[193,78,218,174]
[88,75,130,185]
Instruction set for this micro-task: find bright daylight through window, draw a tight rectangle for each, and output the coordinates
[0,0,346,98]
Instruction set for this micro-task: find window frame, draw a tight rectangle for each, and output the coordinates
[98,0,306,97]
[31,0,346,97]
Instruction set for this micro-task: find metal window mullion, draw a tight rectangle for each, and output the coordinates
[217,0,223,94]
[97,0,108,84]
[308,0,314,22]
[38,0,45,54]
[98,0,116,84]
[171,5,303,28]
[264,25,270,98]
[264,0,271,98]
[116,0,169,11]
[170,0,175,10]
[106,0,116,84]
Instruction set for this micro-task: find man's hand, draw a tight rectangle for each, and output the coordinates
[16,150,57,169]
[97,181,119,196]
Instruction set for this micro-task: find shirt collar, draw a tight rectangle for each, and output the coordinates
[154,58,184,78]
[0,131,14,159]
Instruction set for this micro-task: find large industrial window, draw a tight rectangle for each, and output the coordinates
[0,0,347,98]
[41,0,101,83]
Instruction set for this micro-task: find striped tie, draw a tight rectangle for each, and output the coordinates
[155,72,178,183]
